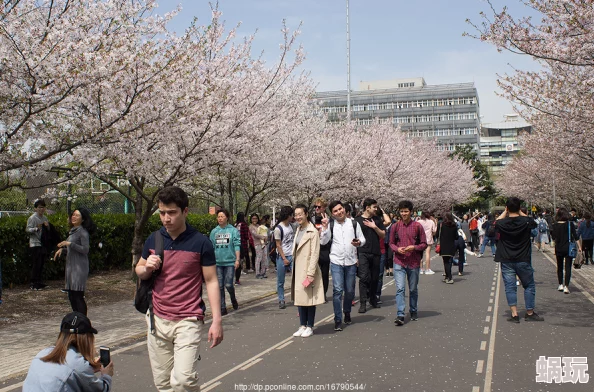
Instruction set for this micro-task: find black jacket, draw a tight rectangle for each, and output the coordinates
[551,221,578,256]
[438,223,459,257]
[494,216,536,263]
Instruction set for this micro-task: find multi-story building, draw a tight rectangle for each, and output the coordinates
[480,114,532,176]
[314,77,481,151]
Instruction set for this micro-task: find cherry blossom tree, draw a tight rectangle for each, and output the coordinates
[469,0,594,210]
[0,0,179,190]
[72,10,316,264]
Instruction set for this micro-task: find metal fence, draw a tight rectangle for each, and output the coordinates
[0,173,131,216]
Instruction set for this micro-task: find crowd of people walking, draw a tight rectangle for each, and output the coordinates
[19,186,594,391]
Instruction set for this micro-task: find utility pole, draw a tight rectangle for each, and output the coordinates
[346,0,351,122]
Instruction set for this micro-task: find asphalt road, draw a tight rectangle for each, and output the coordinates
[4,250,593,392]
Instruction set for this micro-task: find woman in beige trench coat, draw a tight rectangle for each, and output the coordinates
[291,204,324,338]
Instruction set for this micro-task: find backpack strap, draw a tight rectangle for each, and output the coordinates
[149,230,164,335]
[275,224,284,242]
[329,218,358,245]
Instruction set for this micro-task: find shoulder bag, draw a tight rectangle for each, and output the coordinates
[568,222,578,258]
[134,231,164,335]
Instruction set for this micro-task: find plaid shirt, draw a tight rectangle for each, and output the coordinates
[389,220,428,269]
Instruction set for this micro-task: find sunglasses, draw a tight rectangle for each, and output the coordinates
[314,205,322,209]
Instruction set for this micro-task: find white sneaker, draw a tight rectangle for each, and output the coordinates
[558,284,564,291]
[425,269,435,275]
[301,327,313,338]
[563,286,570,294]
[293,326,306,337]
[477,254,483,258]
[420,270,425,274]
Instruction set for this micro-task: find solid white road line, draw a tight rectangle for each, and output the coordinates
[202,381,222,392]
[239,358,263,371]
[200,279,394,390]
[112,341,146,355]
[276,341,294,350]
[0,382,23,392]
[483,264,501,392]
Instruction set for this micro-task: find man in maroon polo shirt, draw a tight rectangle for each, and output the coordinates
[389,200,427,326]
[136,186,223,391]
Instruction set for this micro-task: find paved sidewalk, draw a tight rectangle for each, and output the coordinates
[0,271,280,382]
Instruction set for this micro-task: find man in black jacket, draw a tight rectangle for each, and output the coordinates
[495,197,544,323]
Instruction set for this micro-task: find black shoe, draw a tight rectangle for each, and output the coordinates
[61,289,68,293]
[344,313,352,325]
[221,308,228,316]
[38,283,47,289]
[358,303,367,313]
[395,316,404,326]
[231,299,239,310]
[410,312,418,321]
[370,301,381,308]
[376,296,383,305]
[507,315,520,323]
[334,321,343,331]
[279,301,286,309]
[525,312,544,321]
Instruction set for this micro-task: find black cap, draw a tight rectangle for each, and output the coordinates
[60,312,98,334]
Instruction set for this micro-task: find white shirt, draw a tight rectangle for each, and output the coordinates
[320,218,366,266]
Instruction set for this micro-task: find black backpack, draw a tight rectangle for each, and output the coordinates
[134,231,164,335]
[329,218,359,243]
[486,221,496,238]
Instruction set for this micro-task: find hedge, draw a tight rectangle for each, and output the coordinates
[0,213,218,286]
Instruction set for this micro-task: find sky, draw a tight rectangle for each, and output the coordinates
[158,0,540,124]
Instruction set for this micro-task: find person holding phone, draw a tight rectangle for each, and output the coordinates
[494,197,543,323]
[320,200,366,332]
[290,204,323,338]
[23,312,113,391]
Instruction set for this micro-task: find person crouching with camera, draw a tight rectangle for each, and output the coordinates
[23,312,113,391]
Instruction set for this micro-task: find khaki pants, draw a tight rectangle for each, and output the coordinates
[147,313,202,391]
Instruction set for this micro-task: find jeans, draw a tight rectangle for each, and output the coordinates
[276,255,293,301]
[500,262,536,310]
[455,238,466,273]
[394,263,420,317]
[376,253,386,297]
[480,237,497,255]
[555,254,572,286]
[330,263,357,322]
[298,306,316,327]
[216,265,236,309]
[358,252,380,305]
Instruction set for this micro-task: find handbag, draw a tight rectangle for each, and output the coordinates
[567,222,578,259]
[573,251,584,269]
[435,224,442,254]
[134,231,164,335]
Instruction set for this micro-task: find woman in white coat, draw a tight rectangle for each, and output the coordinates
[290,204,324,338]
